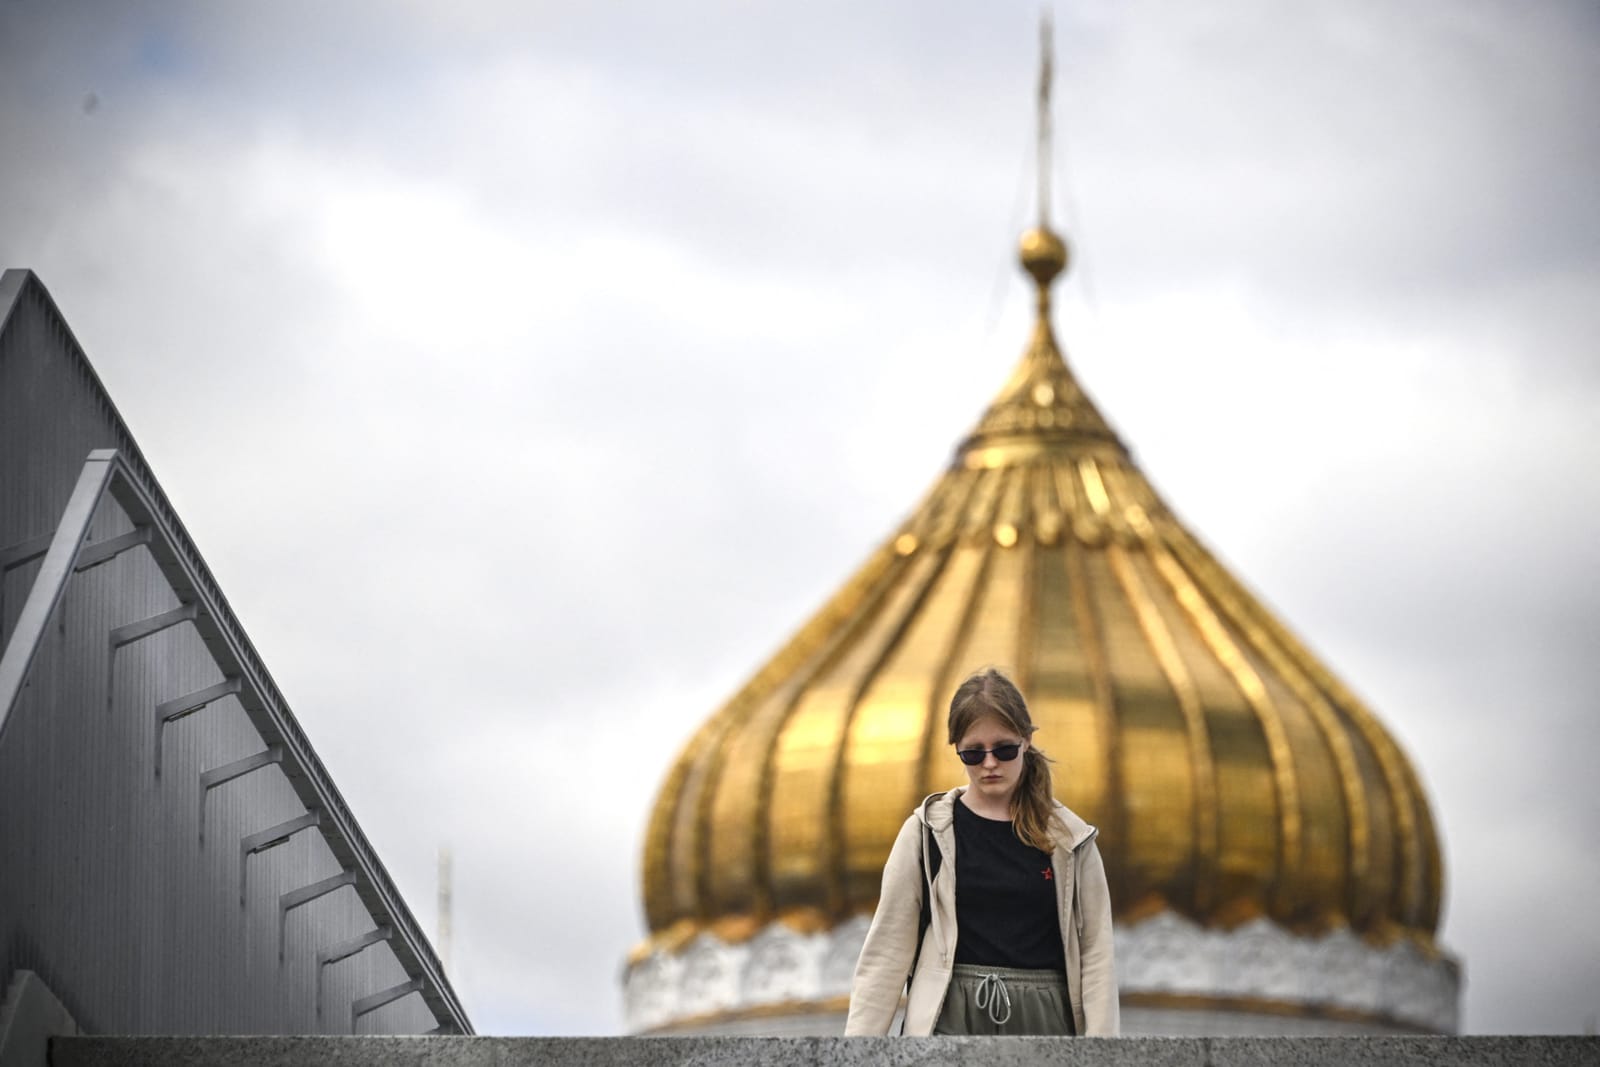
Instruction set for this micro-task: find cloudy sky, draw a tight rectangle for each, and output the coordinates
[2,0,1596,1036]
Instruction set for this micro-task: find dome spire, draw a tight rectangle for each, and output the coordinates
[1036,9,1055,228]
[958,14,1118,465]
[1020,10,1067,302]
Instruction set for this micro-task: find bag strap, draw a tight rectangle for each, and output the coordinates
[903,822,943,997]
[916,821,944,953]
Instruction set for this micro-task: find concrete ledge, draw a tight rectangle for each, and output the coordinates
[51,1036,1600,1067]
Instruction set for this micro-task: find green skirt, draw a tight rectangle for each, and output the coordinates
[933,963,1075,1036]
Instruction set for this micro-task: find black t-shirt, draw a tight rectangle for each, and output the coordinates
[951,799,1065,971]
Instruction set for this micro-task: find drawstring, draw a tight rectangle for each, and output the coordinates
[974,972,1013,1025]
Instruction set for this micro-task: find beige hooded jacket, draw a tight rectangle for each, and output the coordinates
[843,787,1119,1036]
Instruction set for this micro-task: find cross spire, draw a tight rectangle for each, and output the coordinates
[1037,9,1054,227]
[1019,11,1068,300]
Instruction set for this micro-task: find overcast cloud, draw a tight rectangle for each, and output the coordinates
[1,0,1596,1036]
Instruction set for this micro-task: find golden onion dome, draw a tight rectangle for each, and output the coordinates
[638,222,1443,965]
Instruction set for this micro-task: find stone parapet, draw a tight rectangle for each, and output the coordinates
[52,1036,1599,1067]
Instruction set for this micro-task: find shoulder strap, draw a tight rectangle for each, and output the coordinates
[909,822,942,980]
[899,821,942,1035]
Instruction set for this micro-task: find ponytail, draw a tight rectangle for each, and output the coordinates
[1011,745,1060,853]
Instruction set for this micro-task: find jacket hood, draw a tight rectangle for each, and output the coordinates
[915,786,1098,852]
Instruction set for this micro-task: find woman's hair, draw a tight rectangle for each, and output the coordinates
[947,668,1060,852]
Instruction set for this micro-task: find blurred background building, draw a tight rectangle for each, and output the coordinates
[624,194,1461,1035]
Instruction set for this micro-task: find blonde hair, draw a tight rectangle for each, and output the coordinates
[947,668,1060,853]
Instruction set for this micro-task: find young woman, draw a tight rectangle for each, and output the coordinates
[844,668,1119,1036]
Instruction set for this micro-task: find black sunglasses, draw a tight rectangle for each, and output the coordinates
[956,743,1022,766]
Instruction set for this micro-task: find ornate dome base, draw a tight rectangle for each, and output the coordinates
[1119,912,1459,1035]
[625,917,866,1035]
[624,913,1459,1035]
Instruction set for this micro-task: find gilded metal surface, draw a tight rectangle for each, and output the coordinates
[637,228,1445,957]
[1106,542,1220,915]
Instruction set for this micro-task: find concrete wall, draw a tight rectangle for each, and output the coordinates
[51,1036,1600,1067]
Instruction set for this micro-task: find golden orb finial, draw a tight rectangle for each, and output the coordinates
[1020,224,1068,290]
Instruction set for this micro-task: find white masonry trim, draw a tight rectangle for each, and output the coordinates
[623,911,1458,1034]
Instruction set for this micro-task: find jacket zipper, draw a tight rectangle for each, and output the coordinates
[1062,828,1096,1028]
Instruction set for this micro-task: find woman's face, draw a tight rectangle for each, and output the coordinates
[954,714,1029,804]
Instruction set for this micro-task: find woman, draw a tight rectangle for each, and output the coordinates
[844,668,1119,1036]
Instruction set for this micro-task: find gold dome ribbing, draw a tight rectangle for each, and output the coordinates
[638,224,1443,959]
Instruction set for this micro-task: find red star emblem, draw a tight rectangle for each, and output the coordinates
[1042,868,1053,881]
